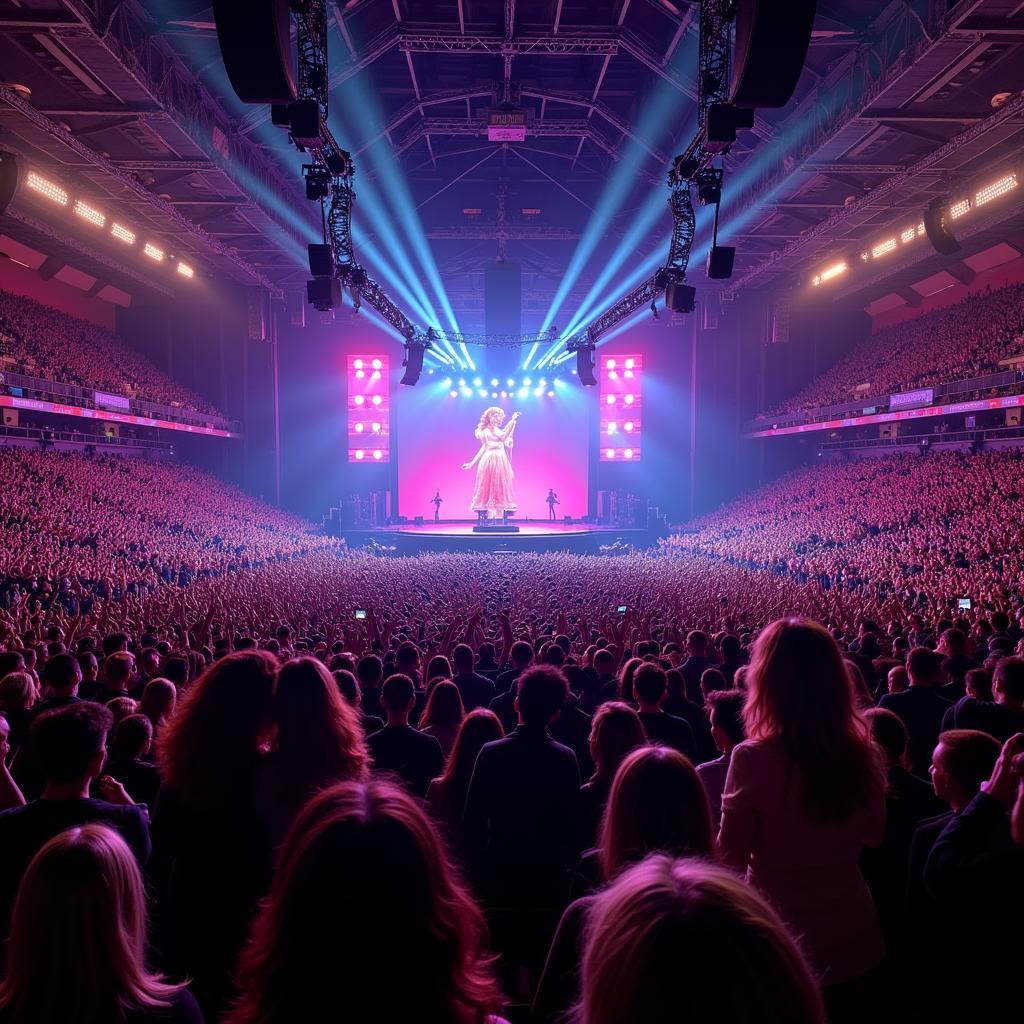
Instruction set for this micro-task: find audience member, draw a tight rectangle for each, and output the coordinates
[367,674,443,798]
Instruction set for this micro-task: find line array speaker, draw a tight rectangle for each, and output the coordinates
[212,0,297,105]
[731,0,818,109]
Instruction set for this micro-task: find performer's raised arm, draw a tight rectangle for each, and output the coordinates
[498,411,522,444]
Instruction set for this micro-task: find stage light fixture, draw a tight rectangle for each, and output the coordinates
[74,199,104,227]
[176,262,194,279]
[372,359,382,370]
[609,370,619,380]
[518,387,528,398]
[354,395,365,406]
[355,423,364,432]
[461,387,472,397]
[491,378,499,387]
[111,223,135,244]
[354,359,364,370]
[303,163,331,201]
[606,395,616,405]
[608,423,618,434]
[372,395,382,406]
[372,422,381,432]
[507,378,515,387]
[355,450,364,460]
[373,450,383,460]
[606,448,616,459]
[143,243,165,262]
[533,387,543,397]
[811,260,847,286]
[624,394,635,405]
[450,390,458,398]
[625,358,635,369]
[473,377,482,387]
[547,390,554,397]
[625,421,635,432]
[948,198,970,220]
[371,370,381,380]
[523,378,532,387]
[975,173,1017,206]
[606,359,616,369]
[871,238,897,259]
[624,449,634,459]
[26,172,68,205]
[355,370,365,379]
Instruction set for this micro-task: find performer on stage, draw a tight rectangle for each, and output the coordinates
[546,488,559,521]
[431,490,443,522]
[462,407,521,518]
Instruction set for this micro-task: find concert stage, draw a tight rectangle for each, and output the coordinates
[338,520,651,554]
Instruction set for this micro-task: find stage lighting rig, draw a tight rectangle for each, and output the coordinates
[303,163,331,201]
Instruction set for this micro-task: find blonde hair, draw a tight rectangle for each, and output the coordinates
[0,671,37,711]
[744,618,885,824]
[476,406,505,431]
[0,824,183,1023]
[579,856,824,1024]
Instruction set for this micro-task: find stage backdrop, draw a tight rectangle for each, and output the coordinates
[396,376,591,520]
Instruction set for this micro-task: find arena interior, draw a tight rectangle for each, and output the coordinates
[1,1,1024,1022]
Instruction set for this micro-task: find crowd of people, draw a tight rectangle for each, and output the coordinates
[1,439,1024,1020]
[0,289,223,417]
[764,281,1024,417]
[0,447,336,614]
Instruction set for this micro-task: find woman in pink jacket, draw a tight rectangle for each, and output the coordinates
[718,618,886,1014]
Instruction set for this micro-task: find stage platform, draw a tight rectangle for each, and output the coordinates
[338,520,651,553]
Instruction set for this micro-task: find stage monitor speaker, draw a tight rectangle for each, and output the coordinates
[306,277,340,311]
[307,243,334,278]
[212,0,297,105]
[0,151,18,215]
[730,0,817,109]
[577,346,597,387]
[401,342,425,387]
[923,198,962,255]
[706,245,736,280]
[665,282,697,313]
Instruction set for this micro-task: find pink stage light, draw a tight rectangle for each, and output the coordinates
[600,354,642,462]
[349,355,390,463]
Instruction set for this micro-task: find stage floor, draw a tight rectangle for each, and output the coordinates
[340,520,649,553]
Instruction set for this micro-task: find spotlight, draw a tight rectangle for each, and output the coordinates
[143,243,164,262]
[450,390,458,398]
[478,388,488,398]
[523,378,532,387]
[606,359,616,369]
[507,378,515,387]
[443,377,452,386]
[624,421,634,432]
[461,387,472,397]
[25,171,68,205]
[609,370,618,380]
[473,377,482,387]
[518,387,528,398]
[355,423,364,432]
[547,391,554,397]
[176,261,194,279]
[111,223,135,244]
[373,449,383,460]
[624,448,634,459]
[624,394,635,405]
[372,395,382,406]
[354,395,365,406]
[606,395,616,405]
[608,423,618,434]
[533,387,543,396]
[606,448,616,459]
[74,200,105,227]
[372,422,381,432]
[355,450,364,460]
[354,359,364,369]
[491,378,499,387]
[372,359,382,370]
[371,370,381,380]
[303,163,331,201]
[625,359,635,369]
[459,379,466,387]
